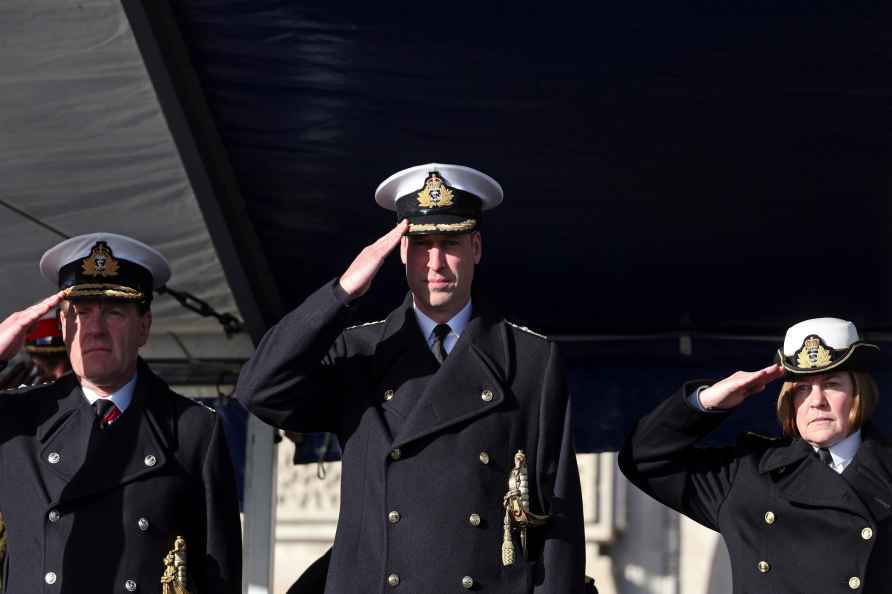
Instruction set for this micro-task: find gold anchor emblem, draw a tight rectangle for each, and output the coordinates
[416,172,455,208]
[81,241,120,278]
[796,336,832,369]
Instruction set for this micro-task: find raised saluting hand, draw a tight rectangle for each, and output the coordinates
[338,220,409,301]
[0,291,65,362]
[697,364,785,411]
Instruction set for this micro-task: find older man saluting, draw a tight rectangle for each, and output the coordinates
[0,233,241,594]
[237,163,587,594]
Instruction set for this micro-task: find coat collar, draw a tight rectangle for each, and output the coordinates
[758,438,865,511]
[757,436,812,475]
[38,360,176,449]
[375,291,509,366]
[757,429,892,518]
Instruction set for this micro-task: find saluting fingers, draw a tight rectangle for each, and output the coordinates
[25,291,64,322]
[742,364,784,393]
[375,219,409,252]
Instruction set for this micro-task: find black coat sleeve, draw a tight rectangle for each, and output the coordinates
[234,279,355,433]
[617,384,742,530]
[201,413,244,594]
[534,341,586,594]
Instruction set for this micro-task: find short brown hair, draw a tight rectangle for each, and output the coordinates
[776,371,879,438]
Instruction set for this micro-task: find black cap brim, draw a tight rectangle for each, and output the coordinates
[776,341,885,379]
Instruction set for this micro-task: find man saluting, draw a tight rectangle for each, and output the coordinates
[0,233,241,594]
[237,163,586,593]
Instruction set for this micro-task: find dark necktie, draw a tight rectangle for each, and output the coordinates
[93,398,120,429]
[817,447,833,467]
[432,324,451,365]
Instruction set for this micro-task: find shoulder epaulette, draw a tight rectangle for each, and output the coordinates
[506,321,549,340]
[739,431,782,446]
[1,383,37,395]
[197,400,217,414]
[345,319,385,331]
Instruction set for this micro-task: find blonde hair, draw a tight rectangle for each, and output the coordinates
[776,371,879,438]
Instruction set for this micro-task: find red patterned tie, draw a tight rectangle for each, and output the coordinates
[93,398,121,429]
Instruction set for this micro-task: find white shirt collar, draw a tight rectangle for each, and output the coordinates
[811,429,861,473]
[81,372,138,413]
[412,298,473,355]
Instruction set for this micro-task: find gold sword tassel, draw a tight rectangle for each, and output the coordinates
[501,509,516,566]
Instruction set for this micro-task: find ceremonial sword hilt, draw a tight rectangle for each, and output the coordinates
[501,450,550,566]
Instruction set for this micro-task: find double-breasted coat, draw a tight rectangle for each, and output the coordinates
[619,385,892,594]
[236,279,586,594]
[0,359,242,594]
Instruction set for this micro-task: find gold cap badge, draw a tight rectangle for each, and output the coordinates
[81,241,120,278]
[416,173,455,208]
[796,336,832,369]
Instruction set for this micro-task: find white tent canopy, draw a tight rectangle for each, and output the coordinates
[1,3,271,592]
[0,0,253,358]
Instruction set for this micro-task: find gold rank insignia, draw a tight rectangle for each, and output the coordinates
[416,172,455,208]
[81,241,120,278]
[796,335,833,369]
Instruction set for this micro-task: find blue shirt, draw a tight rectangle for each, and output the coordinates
[81,371,137,413]
[412,299,472,356]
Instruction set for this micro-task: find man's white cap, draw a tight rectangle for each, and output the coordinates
[40,233,171,303]
[776,317,881,376]
[375,163,503,235]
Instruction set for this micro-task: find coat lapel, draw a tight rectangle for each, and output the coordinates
[57,362,173,504]
[759,437,872,516]
[374,296,440,424]
[391,297,508,450]
[36,378,93,504]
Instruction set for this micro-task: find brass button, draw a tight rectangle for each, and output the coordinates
[387,573,400,587]
[849,576,861,590]
[45,571,57,585]
[481,388,493,402]
[861,527,873,540]
[468,513,481,527]
[479,451,490,465]
[462,575,475,589]
[48,509,61,523]
[764,511,775,525]
[144,455,156,467]
[125,579,137,592]
[47,452,61,464]
[384,389,394,401]
[388,510,401,524]
[389,449,402,461]
[757,561,770,573]
[138,517,150,532]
